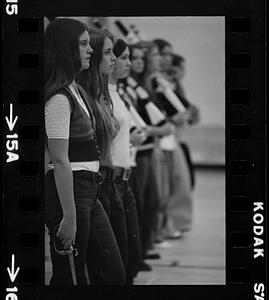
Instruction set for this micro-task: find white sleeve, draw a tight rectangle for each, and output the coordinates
[45,94,71,139]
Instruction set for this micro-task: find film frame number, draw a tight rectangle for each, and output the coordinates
[5,103,19,163]
[5,0,18,16]
[6,254,20,300]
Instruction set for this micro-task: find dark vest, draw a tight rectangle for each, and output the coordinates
[50,86,100,162]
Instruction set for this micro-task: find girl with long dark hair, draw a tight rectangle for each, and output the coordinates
[78,28,131,283]
[45,18,125,285]
[78,28,117,165]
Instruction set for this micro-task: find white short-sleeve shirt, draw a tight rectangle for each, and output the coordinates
[109,83,132,168]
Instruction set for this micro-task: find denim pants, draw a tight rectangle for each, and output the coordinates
[45,170,126,285]
[129,151,160,255]
[114,177,142,282]
[169,145,193,231]
[153,146,193,236]
[98,174,128,271]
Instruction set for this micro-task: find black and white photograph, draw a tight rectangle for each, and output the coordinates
[44,16,225,285]
[2,0,267,298]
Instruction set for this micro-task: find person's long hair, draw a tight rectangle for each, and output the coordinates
[127,42,161,107]
[152,38,171,53]
[133,41,159,94]
[44,18,88,102]
[128,43,146,84]
[78,28,115,163]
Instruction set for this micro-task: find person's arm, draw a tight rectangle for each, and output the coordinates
[187,104,201,125]
[174,84,191,109]
[145,122,175,137]
[48,139,76,249]
[45,94,76,249]
[152,76,187,123]
[175,84,201,125]
[169,111,189,127]
[130,127,147,146]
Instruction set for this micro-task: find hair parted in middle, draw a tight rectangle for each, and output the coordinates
[129,41,159,90]
[127,42,148,84]
[44,17,89,102]
[78,27,116,163]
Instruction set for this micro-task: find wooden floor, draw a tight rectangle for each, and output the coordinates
[45,168,225,285]
[133,168,225,285]
[182,125,225,167]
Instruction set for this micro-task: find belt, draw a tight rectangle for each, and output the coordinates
[113,166,132,181]
[100,166,114,181]
[81,171,103,184]
[48,169,103,184]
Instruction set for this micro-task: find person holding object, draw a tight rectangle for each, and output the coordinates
[153,38,199,235]
[79,30,144,285]
[108,38,145,284]
[142,40,191,242]
[45,18,125,285]
[170,53,200,190]
[118,43,177,269]
[154,39,200,126]
[78,28,130,282]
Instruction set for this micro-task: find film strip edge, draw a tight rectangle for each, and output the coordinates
[2,3,267,300]
[3,4,44,299]
[227,11,267,300]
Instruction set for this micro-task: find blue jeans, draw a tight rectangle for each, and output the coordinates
[114,176,142,283]
[95,168,128,272]
[129,151,160,254]
[45,170,126,285]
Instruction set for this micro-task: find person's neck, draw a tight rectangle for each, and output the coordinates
[130,72,139,82]
[108,75,117,85]
[70,79,77,88]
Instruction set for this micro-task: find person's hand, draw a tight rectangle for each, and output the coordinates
[161,122,176,136]
[172,112,188,127]
[188,105,200,124]
[155,75,172,92]
[189,104,199,115]
[144,126,154,138]
[130,128,147,146]
[57,215,76,249]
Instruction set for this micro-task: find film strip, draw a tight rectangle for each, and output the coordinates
[2,1,266,299]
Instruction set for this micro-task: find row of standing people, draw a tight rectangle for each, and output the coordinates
[45,18,200,286]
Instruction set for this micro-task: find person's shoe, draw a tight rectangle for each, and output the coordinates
[138,261,152,271]
[165,230,184,240]
[143,253,161,260]
[154,237,164,243]
[154,241,172,248]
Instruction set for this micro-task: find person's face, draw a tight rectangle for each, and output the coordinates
[148,47,162,72]
[131,48,145,74]
[172,63,185,81]
[112,47,132,79]
[161,45,173,71]
[99,37,116,75]
[79,30,93,70]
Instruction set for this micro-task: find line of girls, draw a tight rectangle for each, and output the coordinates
[45,17,200,286]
